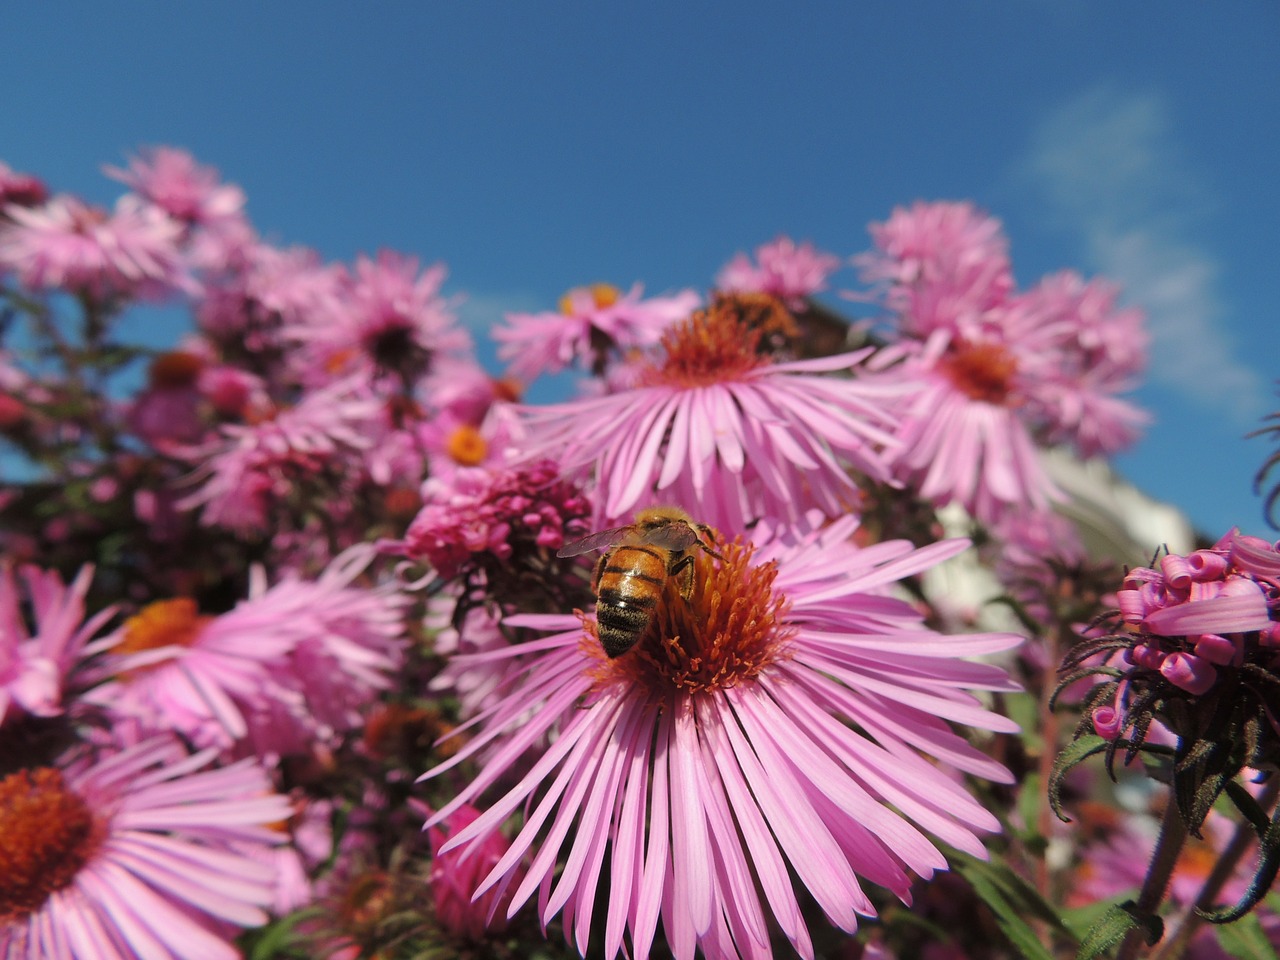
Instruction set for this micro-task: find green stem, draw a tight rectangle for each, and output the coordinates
[1116,796,1190,960]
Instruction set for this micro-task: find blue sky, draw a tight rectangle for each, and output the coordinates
[4,2,1277,540]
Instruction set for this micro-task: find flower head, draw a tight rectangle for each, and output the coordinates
[0,735,289,960]
[105,146,246,228]
[0,194,188,300]
[517,293,903,530]
[1,564,116,726]
[423,516,1020,960]
[717,235,842,309]
[494,282,699,381]
[86,546,406,757]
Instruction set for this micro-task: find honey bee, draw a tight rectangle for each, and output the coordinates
[557,506,722,658]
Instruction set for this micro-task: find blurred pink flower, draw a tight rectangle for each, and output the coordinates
[0,161,47,209]
[287,250,470,384]
[0,194,189,300]
[0,735,290,960]
[105,145,246,228]
[86,546,406,757]
[427,804,521,941]
[0,564,117,725]
[178,377,385,534]
[518,295,903,529]
[424,516,1020,960]
[494,282,699,381]
[717,235,842,309]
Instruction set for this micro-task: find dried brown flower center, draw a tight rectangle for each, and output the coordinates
[585,540,794,697]
[148,350,204,389]
[940,339,1018,404]
[0,768,101,924]
[115,597,209,656]
[641,292,794,389]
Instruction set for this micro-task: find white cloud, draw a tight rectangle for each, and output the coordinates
[1023,86,1266,422]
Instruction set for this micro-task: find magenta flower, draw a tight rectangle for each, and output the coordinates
[0,194,188,300]
[105,146,246,228]
[86,546,406,757]
[0,161,47,209]
[178,377,384,533]
[287,250,470,384]
[427,804,521,941]
[717,235,843,309]
[0,735,290,960]
[494,282,699,381]
[423,516,1020,960]
[1,564,117,725]
[517,294,903,530]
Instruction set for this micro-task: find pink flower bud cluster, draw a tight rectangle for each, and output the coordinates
[1106,531,1278,704]
[394,460,590,581]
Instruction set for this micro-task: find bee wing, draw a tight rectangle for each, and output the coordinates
[556,524,634,558]
[638,520,701,551]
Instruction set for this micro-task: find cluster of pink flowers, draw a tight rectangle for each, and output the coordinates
[853,201,1149,521]
[13,145,1265,960]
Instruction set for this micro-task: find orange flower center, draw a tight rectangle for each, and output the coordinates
[584,539,794,697]
[560,282,621,315]
[115,598,209,657]
[641,292,794,389]
[940,339,1018,404]
[445,424,488,466]
[148,350,205,389]
[0,768,102,924]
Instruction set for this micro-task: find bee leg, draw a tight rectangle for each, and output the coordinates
[670,553,696,601]
[693,524,725,562]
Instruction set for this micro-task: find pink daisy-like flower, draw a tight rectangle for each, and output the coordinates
[854,200,1014,334]
[427,804,521,941]
[423,515,1020,960]
[0,194,189,300]
[287,250,471,385]
[494,282,700,382]
[716,235,843,310]
[517,293,903,530]
[86,546,406,757]
[1,564,117,725]
[0,735,290,960]
[178,377,385,533]
[105,146,246,228]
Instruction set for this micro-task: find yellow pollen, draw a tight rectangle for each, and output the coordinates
[148,351,204,389]
[445,424,488,466]
[0,768,101,924]
[641,292,792,389]
[324,346,360,376]
[115,598,209,657]
[584,539,794,698]
[940,339,1018,404]
[560,283,622,315]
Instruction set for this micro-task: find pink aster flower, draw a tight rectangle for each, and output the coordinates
[717,235,843,309]
[423,515,1020,960]
[0,161,47,209]
[105,146,246,228]
[427,804,521,941]
[178,377,385,534]
[0,194,189,300]
[287,250,470,385]
[197,242,346,357]
[85,546,406,757]
[0,734,290,960]
[854,200,1014,333]
[517,293,903,530]
[1,564,117,725]
[494,282,700,381]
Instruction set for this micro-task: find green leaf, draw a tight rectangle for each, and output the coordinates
[950,851,1063,960]
[1213,912,1278,960]
[1076,901,1162,960]
[1049,734,1108,821]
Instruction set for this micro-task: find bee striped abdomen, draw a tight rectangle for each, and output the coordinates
[595,545,670,658]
